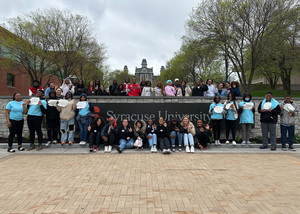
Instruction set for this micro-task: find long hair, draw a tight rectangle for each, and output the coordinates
[91,117,106,129]
[156,81,164,90]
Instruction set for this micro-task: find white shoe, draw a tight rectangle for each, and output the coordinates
[52,140,57,144]
[150,146,154,153]
[186,146,190,153]
[232,141,237,145]
[104,146,108,153]
[190,146,195,153]
[241,141,246,145]
[81,141,86,145]
[225,140,230,144]
[217,140,221,145]
[215,140,218,145]
[79,141,83,145]
[247,141,251,145]
[46,141,51,147]
[108,146,112,152]
[153,146,157,153]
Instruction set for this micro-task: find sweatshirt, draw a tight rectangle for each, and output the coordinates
[56,99,76,121]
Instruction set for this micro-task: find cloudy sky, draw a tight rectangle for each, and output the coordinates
[0,0,200,75]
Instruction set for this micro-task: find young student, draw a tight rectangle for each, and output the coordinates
[29,80,43,96]
[165,80,176,96]
[156,117,172,154]
[5,92,28,153]
[128,78,141,96]
[216,82,228,97]
[204,79,218,97]
[26,89,47,150]
[133,120,147,149]
[109,79,119,96]
[209,95,224,145]
[45,90,60,146]
[146,119,157,153]
[224,93,239,145]
[141,81,154,96]
[229,81,242,97]
[176,81,191,97]
[101,117,118,152]
[154,81,165,96]
[181,116,196,153]
[279,94,299,150]
[239,93,255,145]
[87,81,96,96]
[123,78,130,95]
[94,79,101,95]
[76,93,94,145]
[56,88,64,99]
[258,92,281,150]
[88,117,105,152]
[56,91,76,145]
[115,84,127,96]
[60,78,75,96]
[75,79,86,96]
[116,118,134,153]
[195,119,212,150]
[97,85,109,96]
[168,117,184,152]
[192,80,208,96]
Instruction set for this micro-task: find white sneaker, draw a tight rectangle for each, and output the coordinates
[153,146,157,153]
[150,146,154,152]
[81,141,86,145]
[225,140,230,144]
[232,141,237,145]
[190,146,195,153]
[79,141,83,145]
[186,146,190,153]
[241,141,246,145]
[108,146,112,152]
[217,140,221,145]
[104,146,108,153]
[46,141,51,147]
[52,140,57,144]
[215,140,218,145]
[247,141,251,145]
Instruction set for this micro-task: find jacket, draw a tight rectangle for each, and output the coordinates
[192,85,208,96]
[133,120,147,137]
[154,87,165,96]
[155,124,169,138]
[118,125,134,140]
[176,86,192,97]
[181,121,196,136]
[167,121,184,134]
[101,123,118,137]
[279,101,299,126]
[146,125,156,135]
[56,99,76,121]
[258,101,281,123]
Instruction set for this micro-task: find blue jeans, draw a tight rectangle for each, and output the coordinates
[78,118,89,141]
[119,138,134,151]
[60,118,75,143]
[184,133,194,146]
[280,124,295,147]
[170,131,183,146]
[148,134,157,147]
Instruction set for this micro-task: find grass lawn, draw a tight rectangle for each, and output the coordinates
[250,90,300,97]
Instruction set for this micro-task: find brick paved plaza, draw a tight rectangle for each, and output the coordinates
[0,152,299,214]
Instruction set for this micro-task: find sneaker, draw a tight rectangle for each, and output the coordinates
[225,140,230,144]
[93,147,98,152]
[116,145,122,153]
[172,146,175,152]
[79,141,84,145]
[289,146,296,151]
[203,147,207,150]
[81,141,86,145]
[218,140,221,145]
[167,149,172,154]
[104,146,108,153]
[89,147,93,152]
[190,146,195,153]
[46,141,52,147]
[108,146,112,153]
[36,145,43,150]
[7,148,15,153]
[61,141,66,145]
[153,146,157,153]
[150,146,154,153]
[27,145,36,151]
[178,146,182,152]
[186,146,190,153]
[271,147,276,151]
[68,141,73,145]
[162,149,167,154]
[232,141,237,145]
[215,140,218,145]
[281,146,287,151]
[52,140,57,144]
[241,141,246,145]
[260,146,268,149]
[18,146,25,151]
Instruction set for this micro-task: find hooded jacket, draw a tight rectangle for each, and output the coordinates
[168,120,184,134]
[133,120,147,137]
[60,79,75,96]
[279,101,299,126]
[258,98,281,123]
[100,118,119,137]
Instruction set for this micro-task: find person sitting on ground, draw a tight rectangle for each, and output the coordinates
[168,117,184,152]
[181,115,196,153]
[156,117,172,154]
[195,119,212,150]
[116,118,134,153]
[133,120,147,149]
[101,117,118,153]
[146,119,157,153]
[88,117,105,152]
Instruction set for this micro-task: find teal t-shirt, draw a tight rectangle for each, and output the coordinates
[28,100,47,116]
[6,100,24,121]
[239,101,254,124]
[209,102,224,119]
[79,101,90,116]
[225,101,238,121]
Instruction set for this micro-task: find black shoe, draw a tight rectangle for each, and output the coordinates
[18,146,25,151]
[271,147,276,151]
[289,146,296,151]
[116,146,122,153]
[281,146,287,151]
[7,148,15,153]
[260,146,268,149]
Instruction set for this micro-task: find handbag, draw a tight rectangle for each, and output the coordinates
[134,138,143,147]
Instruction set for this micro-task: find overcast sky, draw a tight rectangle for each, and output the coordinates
[0,0,200,75]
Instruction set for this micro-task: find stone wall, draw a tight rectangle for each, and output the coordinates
[0,96,299,140]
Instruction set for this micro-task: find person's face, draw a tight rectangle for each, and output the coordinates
[113,80,117,84]
[15,93,22,101]
[50,83,55,89]
[72,79,77,84]
[122,120,128,127]
[172,120,177,125]
[142,78,146,83]
[182,82,186,87]
[159,117,164,125]
[197,120,203,127]
[175,81,179,85]
[96,80,99,84]
[33,82,39,87]
[80,96,86,101]
[183,117,189,125]
[89,81,93,87]
[285,96,291,103]
[146,82,151,87]
[125,78,129,83]
[65,79,70,85]
[196,80,200,86]
[228,94,233,100]
[100,85,104,90]
[168,82,172,86]
[207,79,212,85]
[119,85,123,90]
[266,94,272,101]
[245,95,250,99]
[157,82,161,87]
[49,93,55,98]
[219,83,224,90]
[37,91,43,97]
[226,82,230,88]
[65,92,71,99]
[232,83,236,88]
[215,97,220,103]
[79,80,83,85]
[132,78,136,84]
[56,89,62,96]
[97,119,102,126]
[148,120,153,126]
[137,122,141,128]
[109,120,114,126]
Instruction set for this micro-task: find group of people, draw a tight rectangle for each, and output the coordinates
[5,78,298,153]
[32,77,243,98]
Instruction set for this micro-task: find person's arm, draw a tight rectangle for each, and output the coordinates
[88,102,94,112]
[190,124,196,136]
[40,101,47,114]
[271,105,281,115]
[5,109,11,128]
[192,88,196,96]
[29,89,32,96]
[293,104,299,116]
[203,85,208,92]
[257,102,263,114]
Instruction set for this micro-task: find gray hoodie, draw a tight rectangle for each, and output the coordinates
[279,101,298,126]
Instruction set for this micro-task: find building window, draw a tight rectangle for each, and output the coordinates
[7,73,15,87]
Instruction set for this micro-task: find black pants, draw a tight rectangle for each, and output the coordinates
[196,131,210,148]
[8,119,24,148]
[27,116,43,145]
[47,119,59,141]
[103,132,117,146]
[89,132,102,148]
[158,137,171,150]
[225,119,236,141]
[212,119,222,140]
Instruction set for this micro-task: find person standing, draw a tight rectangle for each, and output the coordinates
[128,78,141,96]
[154,81,165,96]
[192,80,208,96]
[165,80,176,96]
[204,79,218,97]
[258,92,281,150]
[87,81,96,96]
[45,82,56,97]
[29,80,43,96]
[141,81,154,96]
[75,80,86,96]
[123,77,130,95]
[177,81,191,97]
[109,79,119,96]
[209,95,224,145]
[224,93,239,145]
[60,78,75,96]
[5,93,28,152]
[26,89,47,150]
[140,77,147,92]
[216,82,228,98]
[279,94,299,150]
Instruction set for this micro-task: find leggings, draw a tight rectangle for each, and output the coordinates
[27,116,43,145]
[225,119,236,141]
[8,119,24,148]
[47,119,59,141]
[212,119,222,141]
